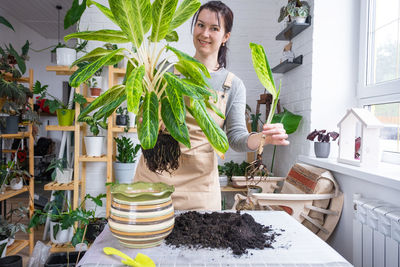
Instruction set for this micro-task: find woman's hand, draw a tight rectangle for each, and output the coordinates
[247,123,289,150]
[262,123,289,146]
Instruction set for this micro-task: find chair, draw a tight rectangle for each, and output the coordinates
[232,163,344,241]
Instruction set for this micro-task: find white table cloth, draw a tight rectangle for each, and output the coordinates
[78,211,352,266]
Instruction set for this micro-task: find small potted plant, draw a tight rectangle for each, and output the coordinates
[7,161,31,191]
[278,0,310,24]
[218,165,228,187]
[307,129,339,158]
[88,77,101,97]
[33,81,87,126]
[0,205,29,257]
[46,158,73,184]
[80,115,108,156]
[115,107,131,133]
[114,136,141,183]
[56,41,88,66]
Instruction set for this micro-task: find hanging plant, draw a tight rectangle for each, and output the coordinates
[65,0,229,173]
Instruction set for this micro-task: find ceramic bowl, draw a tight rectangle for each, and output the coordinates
[109,182,175,248]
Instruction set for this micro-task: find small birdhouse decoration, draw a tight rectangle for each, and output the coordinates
[337,108,383,167]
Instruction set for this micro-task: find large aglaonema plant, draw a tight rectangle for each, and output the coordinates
[65,0,229,171]
[247,43,281,177]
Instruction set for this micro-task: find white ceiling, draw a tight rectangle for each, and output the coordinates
[1,0,75,40]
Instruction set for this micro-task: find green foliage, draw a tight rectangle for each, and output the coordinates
[28,192,106,247]
[46,158,67,181]
[0,205,29,239]
[69,0,228,156]
[64,0,88,29]
[0,16,14,31]
[278,0,310,22]
[80,115,108,136]
[218,161,250,179]
[34,81,87,113]
[114,136,141,163]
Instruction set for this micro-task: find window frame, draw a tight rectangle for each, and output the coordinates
[357,0,400,107]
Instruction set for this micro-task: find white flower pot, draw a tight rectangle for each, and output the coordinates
[114,162,136,184]
[219,175,228,187]
[56,48,76,66]
[0,238,7,257]
[55,168,73,184]
[10,177,23,190]
[128,112,136,127]
[295,16,307,23]
[84,136,105,156]
[49,221,73,244]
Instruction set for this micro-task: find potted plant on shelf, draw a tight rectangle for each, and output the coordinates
[307,129,339,158]
[114,136,141,184]
[115,106,131,132]
[278,0,310,24]
[46,158,73,184]
[80,114,108,157]
[33,80,87,126]
[0,39,32,134]
[7,161,31,191]
[66,0,229,174]
[88,77,101,98]
[0,205,29,257]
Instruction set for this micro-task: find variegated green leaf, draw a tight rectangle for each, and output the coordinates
[126,65,145,114]
[168,0,201,32]
[161,97,190,148]
[187,99,228,154]
[181,78,215,100]
[70,48,124,87]
[87,0,118,25]
[174,62,210,89]
[109,0,151,48]
[164,72,202,100]
[72,47,124,66]
[64,30,129,43]
[167,45,210,78]
[150,0,178,42]
[8,44,25,74]
[165,31,178,42]
[249,43,276,98]
[165,80,185,123]
[78,84,125,120]
[94,95,126,120]
[205,101,225,120]
[64,0,87,29]
[138,91,159,149]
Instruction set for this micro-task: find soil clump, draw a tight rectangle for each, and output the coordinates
[165,211,278,256]
[142,133,180,174]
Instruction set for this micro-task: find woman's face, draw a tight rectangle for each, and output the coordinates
[193,8,230,59]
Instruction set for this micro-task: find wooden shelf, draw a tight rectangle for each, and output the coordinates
[0,186,28,202]
[2,73,30,83]
[48,242,75,253]
[112,67,126,76]
[276,16,312,41]
[79,155,107,162]
[2,149,17,153]
[44,181,76,191]
[46,125,75,131]
[6,239,29,256]
[272,55,303,74]
[111,126,137,133]
[85,97,97,103]
[0,132,30,139]
[46,65,78,76]
[221,186,247,192]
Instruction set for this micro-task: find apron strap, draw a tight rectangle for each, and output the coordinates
[222,72,234,98]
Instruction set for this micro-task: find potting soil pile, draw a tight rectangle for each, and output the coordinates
[165,211,278,255]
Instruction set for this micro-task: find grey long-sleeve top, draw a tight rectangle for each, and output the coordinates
[207,68,255,152]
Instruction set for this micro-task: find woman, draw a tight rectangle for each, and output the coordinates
[134,1,289,210]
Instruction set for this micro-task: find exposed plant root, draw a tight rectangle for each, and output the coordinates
[142,133,181,174]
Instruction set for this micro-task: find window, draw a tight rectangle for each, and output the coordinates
[359,0,400,163]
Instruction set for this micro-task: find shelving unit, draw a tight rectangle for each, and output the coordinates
[272,16,311,74]
[272,55,303,74]
[275,16,311,41]
[105,66,136,217]
[0,69,35,255]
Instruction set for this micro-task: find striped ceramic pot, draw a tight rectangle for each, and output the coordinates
[109,182,175,248]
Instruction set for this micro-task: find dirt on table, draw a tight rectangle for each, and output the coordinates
[165,211,279,256]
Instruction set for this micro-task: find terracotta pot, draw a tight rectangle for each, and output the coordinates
[90,87,102,97]
[109,182,175,248]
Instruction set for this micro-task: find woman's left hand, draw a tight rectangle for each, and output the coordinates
[262,123,290,146]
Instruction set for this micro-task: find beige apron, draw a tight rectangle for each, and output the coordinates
[134,72,234,211]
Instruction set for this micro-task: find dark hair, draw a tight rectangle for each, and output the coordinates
[191,1,234,69]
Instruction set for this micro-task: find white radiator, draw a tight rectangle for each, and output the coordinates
[353,194,400,267]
